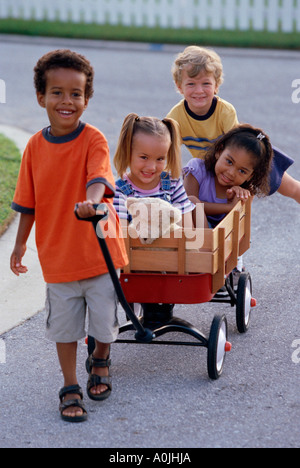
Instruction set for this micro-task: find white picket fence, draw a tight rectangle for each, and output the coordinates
[0,0,300,33]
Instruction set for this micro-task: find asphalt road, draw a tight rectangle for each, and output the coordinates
[0,35,299,449]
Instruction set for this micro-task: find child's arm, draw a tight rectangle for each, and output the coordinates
[202,201,234,217]
[184,173,229,216]
[10,213,35,276]
[204,187,250,216]
[183,173,201,200]
[76,183,106,218]
[184,173,249,218]
[277,172,300,204]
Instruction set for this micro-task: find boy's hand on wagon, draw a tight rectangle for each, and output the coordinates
[76,200,97,218]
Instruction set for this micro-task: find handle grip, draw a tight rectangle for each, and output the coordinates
[74,203,109,223]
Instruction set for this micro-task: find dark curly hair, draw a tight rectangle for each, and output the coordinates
[34,49,94,99]
[205,124,274,196]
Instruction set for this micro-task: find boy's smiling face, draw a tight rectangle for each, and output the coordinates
[36,67,89,137]
[177,68,219,116]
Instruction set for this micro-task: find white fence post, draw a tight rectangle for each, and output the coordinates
[223,0,236,31]
[0,0,9,19]
[132,0,145,27]
[173,0,191,29]
[93,0,107,24]
[252,0,264,31]
[157,0,169,28]
[57,0,73,22]
[22,0,34,20]
[143,0,158,28]
[9,0,23,19]
[102,0,118,26]
[29,0,47,21]
[237,0,250,31]
[196,0,209,30]
[121,0,141,27]
[210,0,223,30]
[281,0,294,33]
[71,0,84,23]
[266,0,279,33]
[296,0,300,32]
[45,0,61,21]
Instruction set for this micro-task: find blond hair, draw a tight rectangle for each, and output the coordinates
[113,113,182,179]
[172,46,224,88]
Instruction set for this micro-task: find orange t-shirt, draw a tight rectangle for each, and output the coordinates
[12,123,128,283]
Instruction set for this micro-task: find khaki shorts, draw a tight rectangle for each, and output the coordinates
[45,272,120,343]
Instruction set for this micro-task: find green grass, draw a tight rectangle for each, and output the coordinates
[0,134,21,236]
[0,19,300,49]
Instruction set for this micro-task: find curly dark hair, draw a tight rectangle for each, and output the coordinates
[205,124,274,196]
[34,49,94,98]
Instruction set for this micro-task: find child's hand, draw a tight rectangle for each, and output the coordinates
[227,186,250,204]
[10,245,28,276]
[76,200,96,218]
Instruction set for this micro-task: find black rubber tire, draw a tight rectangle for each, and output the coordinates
[236,272,252,333]
[207,314,228,380]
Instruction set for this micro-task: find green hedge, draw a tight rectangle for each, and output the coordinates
[0,19,300,49]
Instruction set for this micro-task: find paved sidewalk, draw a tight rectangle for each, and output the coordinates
[0,125,45,335]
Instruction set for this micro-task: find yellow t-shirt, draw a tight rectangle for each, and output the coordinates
[12,123,128,283]
[167,96,238,159]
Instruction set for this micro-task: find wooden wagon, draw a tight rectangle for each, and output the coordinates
[77,198,256,379]
[121,198,252,300]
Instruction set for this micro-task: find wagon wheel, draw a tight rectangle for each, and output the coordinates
[236,272,254,333]
[207,314,230,380]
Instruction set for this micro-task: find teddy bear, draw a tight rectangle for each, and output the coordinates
[125,197,182,244]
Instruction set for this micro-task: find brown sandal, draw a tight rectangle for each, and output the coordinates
[86,355,112,401]
[59,385,88,423]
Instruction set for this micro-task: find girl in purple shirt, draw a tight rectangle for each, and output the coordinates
[183,124,274,228]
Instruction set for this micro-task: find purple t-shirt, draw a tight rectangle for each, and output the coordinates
[183,159,226,227]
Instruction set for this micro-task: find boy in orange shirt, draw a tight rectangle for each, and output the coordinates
[10,50,128,423]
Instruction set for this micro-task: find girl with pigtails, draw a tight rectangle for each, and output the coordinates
[113,113,195,226]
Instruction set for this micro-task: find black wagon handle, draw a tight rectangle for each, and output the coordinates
[74,203,153,344]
